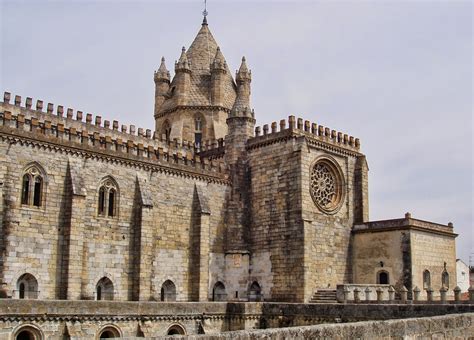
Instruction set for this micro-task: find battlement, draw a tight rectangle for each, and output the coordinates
[250,115,361,153]
[0,92,228,182]
[353,213,457,236]
[198,138,226,159]
[1,91,157,140]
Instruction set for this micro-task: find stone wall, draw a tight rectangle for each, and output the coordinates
[0,300,472,339]
[411,229,456,297]
[153,313,474,340]
[353,217,457,297]
[0,101,230,302]
[352,229,405,287]
[247,133,305,302]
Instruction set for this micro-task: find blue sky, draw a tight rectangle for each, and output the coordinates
[1,0,472,264]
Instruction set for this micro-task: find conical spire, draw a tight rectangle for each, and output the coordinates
[175,47,191,72]
[236,56,251,83]
[154,57,170,82]
[211,46,226,71]
[158,57,168,72]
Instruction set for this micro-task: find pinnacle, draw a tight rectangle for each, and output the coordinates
[238,56,249,74]
[178,47,188,63]
[158,57,168,72]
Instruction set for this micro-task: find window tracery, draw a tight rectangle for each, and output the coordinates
[21,165,44,207]
[310,159,344,213]
[98,178,118,217]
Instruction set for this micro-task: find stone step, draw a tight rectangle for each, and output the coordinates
[309,289,337,303]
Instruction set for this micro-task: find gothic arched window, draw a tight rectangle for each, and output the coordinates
[160,280,177,301]
[212,281,227,301]
[442,270,449,289]
[98,177,119,218]
[21,164,45,207]
[96,277,114,300]
[249,281,262,301]
[423,270,431,289]
[16,273,38,299]
[161,120,171,142]
[194,115,203,147]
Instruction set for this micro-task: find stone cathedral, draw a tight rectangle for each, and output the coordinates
[0,17,457,307]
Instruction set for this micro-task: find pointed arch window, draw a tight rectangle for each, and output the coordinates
[194,115,203,147]
[161,120,171,142]
[21,165,45,207]
[98,177,119,218]
[442,270,449,289]
[423,270,431,289]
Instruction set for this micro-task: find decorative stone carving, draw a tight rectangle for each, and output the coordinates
[310,159,344,213]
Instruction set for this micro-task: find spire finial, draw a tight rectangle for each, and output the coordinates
[202,0,208,25]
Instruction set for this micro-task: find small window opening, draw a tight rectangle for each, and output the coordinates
[98,187,105,214]
[423,270,431,289]
[108,189,115,216]
[21,175,30,205]
[33,177,42,207]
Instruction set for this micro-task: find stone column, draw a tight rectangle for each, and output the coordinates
[400,286,408,303]
[440,286,447,304]
[413,286,420,302]
[364,287,371,302]
[343,287,350,303]
[388,286,395,302]
[453,286,461,302]
[353,288,361,303]
[376,287,383,302]
[426,287,434,302]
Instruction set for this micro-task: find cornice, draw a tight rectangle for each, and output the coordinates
[0,128,230,186]
[155,105,231,119]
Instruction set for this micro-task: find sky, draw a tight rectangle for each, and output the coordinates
[1,1,472,264]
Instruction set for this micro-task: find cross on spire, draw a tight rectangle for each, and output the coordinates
[202,0,208,25]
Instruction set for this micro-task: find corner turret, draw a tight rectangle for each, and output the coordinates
[230,57,253,119]
[211,47,227,106]
[174,47,192,106]
[154,57,170,115]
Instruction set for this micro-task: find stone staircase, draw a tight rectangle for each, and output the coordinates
[309,289,337,303]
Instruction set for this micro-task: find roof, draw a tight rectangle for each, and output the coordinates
[159,22,237,113]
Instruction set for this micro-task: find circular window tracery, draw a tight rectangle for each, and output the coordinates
[310,159,344,214]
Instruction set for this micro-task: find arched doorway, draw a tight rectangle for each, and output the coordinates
[160,280,176,301]
[377,271,389,284]
[14,325,43,340]
[96,277,114,301]
[212,281,227,301]
[97,326,121,339]
[17,274,38,299]
[166,324,186,336]
[248,281,262,302]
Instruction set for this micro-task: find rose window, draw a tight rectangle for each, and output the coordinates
[310,160,344,213]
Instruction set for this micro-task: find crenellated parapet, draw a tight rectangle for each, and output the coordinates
[0,92,228,183]
[249,115,361,155]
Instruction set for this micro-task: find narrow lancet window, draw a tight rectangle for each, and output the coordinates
[33,177,42,207]
[21,174,30,205]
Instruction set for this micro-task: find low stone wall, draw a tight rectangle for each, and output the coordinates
[154,313,474,339]
[0,300,472,339]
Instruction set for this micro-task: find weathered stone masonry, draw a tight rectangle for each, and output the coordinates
[0,17,459,314]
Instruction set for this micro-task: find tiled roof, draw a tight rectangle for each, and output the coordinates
[159,23,237,113]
